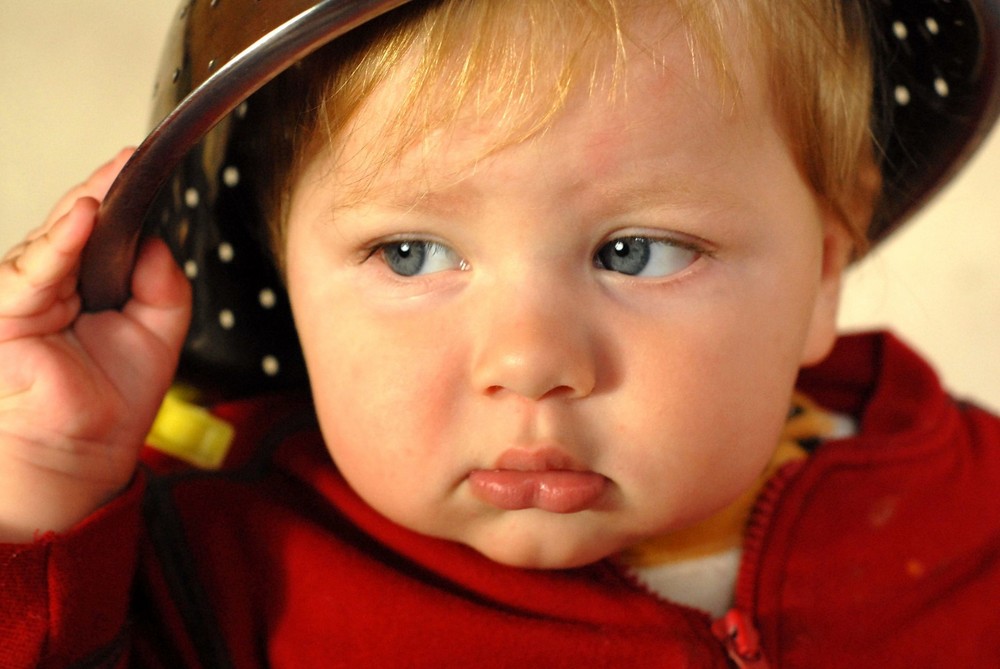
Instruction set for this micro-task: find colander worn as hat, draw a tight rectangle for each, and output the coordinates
[79,0,1000,399]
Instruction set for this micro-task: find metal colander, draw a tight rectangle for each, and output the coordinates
[79,0,1000,398]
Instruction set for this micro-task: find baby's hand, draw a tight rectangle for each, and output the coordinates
[0,150,191,542]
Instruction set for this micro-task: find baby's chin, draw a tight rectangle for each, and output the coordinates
[455,517,632,570]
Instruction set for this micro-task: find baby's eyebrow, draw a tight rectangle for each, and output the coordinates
[362,180,487,217]
[408,188,481,215]
[330,179,470,217]
[591,168,744,214]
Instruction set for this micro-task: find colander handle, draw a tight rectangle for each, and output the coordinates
[78,0,411,312]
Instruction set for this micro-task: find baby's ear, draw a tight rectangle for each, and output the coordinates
[800,151,881,367]
[800,218,855,367]
[841,150,883,246]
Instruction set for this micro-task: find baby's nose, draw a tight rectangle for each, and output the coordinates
[469,287,599,401]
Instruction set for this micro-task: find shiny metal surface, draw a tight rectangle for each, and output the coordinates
[81,0,410,312]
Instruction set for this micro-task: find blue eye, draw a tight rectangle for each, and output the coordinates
[379,240,465,276]
[595,236,699,277]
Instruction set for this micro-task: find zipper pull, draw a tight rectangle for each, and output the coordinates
[711,609,770,669]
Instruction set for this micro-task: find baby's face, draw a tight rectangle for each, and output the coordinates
[285,11,847,568]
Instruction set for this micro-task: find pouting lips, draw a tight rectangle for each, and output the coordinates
[467,469,608,513]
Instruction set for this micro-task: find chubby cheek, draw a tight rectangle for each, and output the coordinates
[296,300,470,523]
[609,287,816,528]
[610,362,781,535]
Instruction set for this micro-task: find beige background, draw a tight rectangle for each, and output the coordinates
[2,1,998,410]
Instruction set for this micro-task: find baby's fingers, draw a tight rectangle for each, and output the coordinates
[40,148,134,234]
[5,197,96,286]
[0,198,96,337]
[76,238,191,405]
[124,237,192,353]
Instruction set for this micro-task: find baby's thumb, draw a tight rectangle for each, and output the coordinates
[124,237,192,357]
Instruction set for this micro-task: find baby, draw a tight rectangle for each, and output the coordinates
[2,1,999,667]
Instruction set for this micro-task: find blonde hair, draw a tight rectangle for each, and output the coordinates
[255,0,876,269]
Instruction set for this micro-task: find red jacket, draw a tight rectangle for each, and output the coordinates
[3,331,1000,667]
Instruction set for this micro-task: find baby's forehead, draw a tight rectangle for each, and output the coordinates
[321,8,763,189]
[311,65,783,242]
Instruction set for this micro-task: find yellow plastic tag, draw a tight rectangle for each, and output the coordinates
[146,387,235,470]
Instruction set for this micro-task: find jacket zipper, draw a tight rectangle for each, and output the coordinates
[609,458,806,667]
[721,459,808,668]
[711,608,770,668]
[733,459,806,612]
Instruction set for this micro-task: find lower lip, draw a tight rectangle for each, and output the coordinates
[467,470,608,513]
